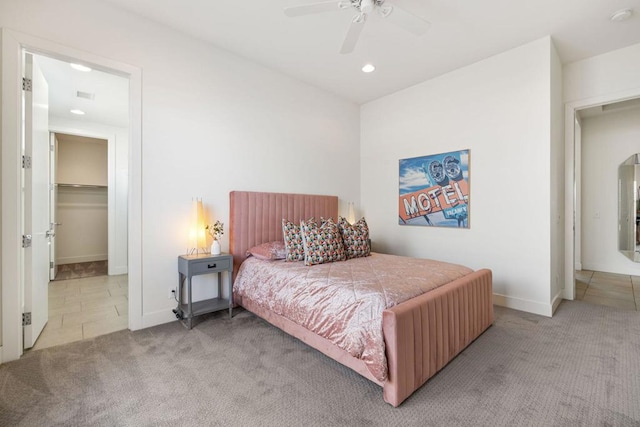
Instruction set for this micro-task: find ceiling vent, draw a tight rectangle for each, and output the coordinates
[76,90,95,101]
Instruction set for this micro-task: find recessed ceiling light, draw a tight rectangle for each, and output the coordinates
[70,63,92,72]
[70,109,85,115]
[362,64,376,73]
[610,8,633,22]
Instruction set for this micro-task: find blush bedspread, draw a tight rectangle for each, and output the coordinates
[233,252,473,382]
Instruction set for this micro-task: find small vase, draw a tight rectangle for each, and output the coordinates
[211,240,221,255]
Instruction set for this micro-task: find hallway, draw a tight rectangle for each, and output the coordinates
[30,274,128,351]
[575,270,639,311]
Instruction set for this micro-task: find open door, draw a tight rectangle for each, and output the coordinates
[49,133,59,280]
[23,53,50,349]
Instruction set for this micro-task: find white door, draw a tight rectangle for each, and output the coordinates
[49,133,59,280]
[23,53,50,349]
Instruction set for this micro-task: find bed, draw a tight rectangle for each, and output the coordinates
[229,191,493,407]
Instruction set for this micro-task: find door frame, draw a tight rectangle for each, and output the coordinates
[1,28,143,362]
[564,88,640,301]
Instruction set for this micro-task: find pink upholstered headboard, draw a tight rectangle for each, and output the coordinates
[229,191,339,275]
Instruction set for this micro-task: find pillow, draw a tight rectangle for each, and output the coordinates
[300,217,346,266]
[282,217,316,262]
[245,241,287,260]
[338,216,371,259]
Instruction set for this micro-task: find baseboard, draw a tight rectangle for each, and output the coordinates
[493,293,553,317]
[551,290,564,314]
[109,265,128,276]
[142,308,180,329]
[581,262,640,276]
[574,262,582,271]
[57,254,107,264]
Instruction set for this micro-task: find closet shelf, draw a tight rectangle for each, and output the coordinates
[56,183,107,189]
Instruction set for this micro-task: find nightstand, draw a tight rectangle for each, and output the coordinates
[174,253,233,329]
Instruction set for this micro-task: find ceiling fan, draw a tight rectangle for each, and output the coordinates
[284,0,431,54]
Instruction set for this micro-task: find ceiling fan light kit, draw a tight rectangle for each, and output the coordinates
[360,0,375,14]
[284,0,430,54]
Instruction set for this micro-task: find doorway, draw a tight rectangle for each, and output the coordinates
[23,53,130,350]
[52,133,109,281]
[565,93,640,305]
[572,99,640,311]
[1,28,142,363]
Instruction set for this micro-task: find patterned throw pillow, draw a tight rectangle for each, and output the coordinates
[282,217,316,262]
[300,217,346,266]
[338,216,371,259]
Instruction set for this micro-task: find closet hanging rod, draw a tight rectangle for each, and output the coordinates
[56,183,107,189]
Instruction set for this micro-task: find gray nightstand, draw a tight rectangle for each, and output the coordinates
[174,253,233,329]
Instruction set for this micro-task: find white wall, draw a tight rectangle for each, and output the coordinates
[564,42,640,104]
[56,187,108,264]
[57,136,107,186]
[549,42,564,310]
[361,37,558,316]
[0,0,360,328]
[580,106,640,275]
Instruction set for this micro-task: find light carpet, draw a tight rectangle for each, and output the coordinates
[1,301,639,426]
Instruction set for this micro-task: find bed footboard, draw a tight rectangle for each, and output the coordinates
[382,269,493,407]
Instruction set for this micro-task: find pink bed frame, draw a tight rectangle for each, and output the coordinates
[229,191,493,407]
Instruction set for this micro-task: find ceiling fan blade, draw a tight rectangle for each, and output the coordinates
[382,5,431,36]
[284,1,342,17]
[340,14,366,54]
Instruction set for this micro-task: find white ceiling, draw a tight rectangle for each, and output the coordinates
[35,55,129,128]
[97,0,640,104]
[33,0,640,124]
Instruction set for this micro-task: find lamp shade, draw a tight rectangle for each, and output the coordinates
[347,202,356,224]
[188,197,207,254]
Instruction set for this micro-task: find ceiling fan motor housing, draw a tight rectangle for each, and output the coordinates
[354,0,385,14]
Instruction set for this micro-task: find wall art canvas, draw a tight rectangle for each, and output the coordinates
[399,149,470,228]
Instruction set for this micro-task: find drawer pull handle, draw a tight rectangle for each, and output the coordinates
[207,263,217,269]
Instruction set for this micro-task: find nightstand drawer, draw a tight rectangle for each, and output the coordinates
[188,257,231,275]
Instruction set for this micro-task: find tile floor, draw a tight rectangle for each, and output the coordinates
[575,270,640,311]
[29,274,129,351]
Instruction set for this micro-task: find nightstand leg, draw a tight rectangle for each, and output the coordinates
[187,276,193,330]
[229,272,233,318]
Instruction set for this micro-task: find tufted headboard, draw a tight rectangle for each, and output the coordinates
[229,191,339,276]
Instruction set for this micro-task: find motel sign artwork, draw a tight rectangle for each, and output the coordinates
[399,149,469,228]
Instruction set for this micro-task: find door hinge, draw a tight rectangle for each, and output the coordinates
[22,155,32,169]
[50,261,54,268]
[22,234,32,248]
[22,77,32,92]
[23,312,32,326]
